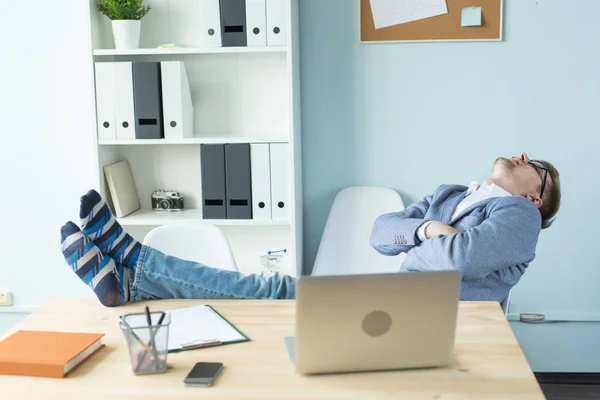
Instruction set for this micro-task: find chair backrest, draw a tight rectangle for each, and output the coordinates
[142,222,238,272]
[500,290,511,315]
[312,186,406,276]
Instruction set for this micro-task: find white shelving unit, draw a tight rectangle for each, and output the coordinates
[93,47,287,56]
[117,209,290,226]
[99,137,289,145]
[86,0,302,277]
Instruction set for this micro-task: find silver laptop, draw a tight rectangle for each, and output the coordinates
[285,270,461,375]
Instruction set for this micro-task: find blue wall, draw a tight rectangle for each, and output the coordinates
[300,0,600,371]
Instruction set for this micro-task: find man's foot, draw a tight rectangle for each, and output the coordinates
[61,221,128,307]
[79,189,141,270]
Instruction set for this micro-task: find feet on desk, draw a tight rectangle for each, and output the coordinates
[60,221,128,307]
[79,189,141,270]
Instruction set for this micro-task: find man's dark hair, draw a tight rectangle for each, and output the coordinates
[536,160,561,229]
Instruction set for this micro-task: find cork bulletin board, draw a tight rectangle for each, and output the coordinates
[360,0,504,43]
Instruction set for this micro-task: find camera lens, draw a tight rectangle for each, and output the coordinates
[159,199,173,210]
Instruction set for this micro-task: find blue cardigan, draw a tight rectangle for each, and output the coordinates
[369,185,542,302]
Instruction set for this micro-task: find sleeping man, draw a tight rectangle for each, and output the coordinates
[60,152,560,306]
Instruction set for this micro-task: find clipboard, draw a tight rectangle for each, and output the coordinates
[120,305,250,353]
[169,305,250,353]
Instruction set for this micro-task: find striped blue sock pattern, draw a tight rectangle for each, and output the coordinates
[61,221,128,307]
[79,190,141,270]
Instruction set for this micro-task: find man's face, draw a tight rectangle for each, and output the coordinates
[493,152,545,198]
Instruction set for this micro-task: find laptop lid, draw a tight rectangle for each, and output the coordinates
[294,270,461,375]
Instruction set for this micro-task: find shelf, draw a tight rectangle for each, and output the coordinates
[99,137,289,145]
[93,47,288,56]
[117,209,290,227]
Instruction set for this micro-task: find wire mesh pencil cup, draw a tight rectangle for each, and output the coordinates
[120,311,171,375]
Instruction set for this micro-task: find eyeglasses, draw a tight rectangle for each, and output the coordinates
[528,160,548,198]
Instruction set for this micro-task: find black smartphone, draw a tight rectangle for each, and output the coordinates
[183,362,224,387]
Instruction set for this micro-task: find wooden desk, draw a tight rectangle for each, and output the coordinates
[0,299,544,399]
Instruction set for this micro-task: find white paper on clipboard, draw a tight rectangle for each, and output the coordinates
[124,305,247,351]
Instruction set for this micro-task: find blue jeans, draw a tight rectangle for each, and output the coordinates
[129,245,296,302]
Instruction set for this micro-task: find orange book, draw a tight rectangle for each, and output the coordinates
[0,330,105,378]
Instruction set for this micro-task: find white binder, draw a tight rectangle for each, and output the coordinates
[161,61,194,139]
[269,143,290,220]
[94,62,117,140]
[251,144,272,219]
[246,0,267,47]
[199,0,223,47]
[113,62,136,140]
[266,0,286,46]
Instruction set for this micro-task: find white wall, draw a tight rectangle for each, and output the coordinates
[0,314,27,337]
[0,0,98,331]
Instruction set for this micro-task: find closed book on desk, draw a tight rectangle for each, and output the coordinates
[0,331,105,378]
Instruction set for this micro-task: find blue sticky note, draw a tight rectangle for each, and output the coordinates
[461,6,482,27]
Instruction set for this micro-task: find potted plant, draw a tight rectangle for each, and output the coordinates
[97,0,152,50]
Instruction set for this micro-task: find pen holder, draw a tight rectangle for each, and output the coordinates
[120,311,171,375]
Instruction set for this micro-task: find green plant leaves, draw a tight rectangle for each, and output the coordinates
[97,0,151,20]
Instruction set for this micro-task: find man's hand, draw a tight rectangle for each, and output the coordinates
[425,221,462,239]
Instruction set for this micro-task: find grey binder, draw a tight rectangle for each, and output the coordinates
[219,0,247,47]
[201,144,227,219]
[132,62,164,139]
[225,143,252,219]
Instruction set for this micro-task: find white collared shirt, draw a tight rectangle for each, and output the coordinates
[417,182,513,241]
[452,181,512,220]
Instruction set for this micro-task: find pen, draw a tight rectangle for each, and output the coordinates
[148,311,166,356]
[122,320,153,354]
[145,306,158,360]
[145,306,152,327]
[122,318,154,373]
[156,312,166,328]
[268,249,287,255]
[137,308,165,370]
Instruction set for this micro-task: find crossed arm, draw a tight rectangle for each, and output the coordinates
[369,194,542,280]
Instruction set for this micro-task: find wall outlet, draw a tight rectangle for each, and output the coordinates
[0,292,13,306]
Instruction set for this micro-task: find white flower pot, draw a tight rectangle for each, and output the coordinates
[111,20,141,50]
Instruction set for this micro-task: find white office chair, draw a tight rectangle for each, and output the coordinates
[311,186,512,315]
[312,186,406,276]
[500,291,511,316]
[142,222,239,271]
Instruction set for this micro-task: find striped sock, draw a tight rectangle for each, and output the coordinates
[60,222,128,307]
[79,189,141,270]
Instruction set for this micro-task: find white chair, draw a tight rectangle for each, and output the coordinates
[500,291,511,316]
[312,186,406,276]
[312,186,512,315]
[142,222,239,272]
